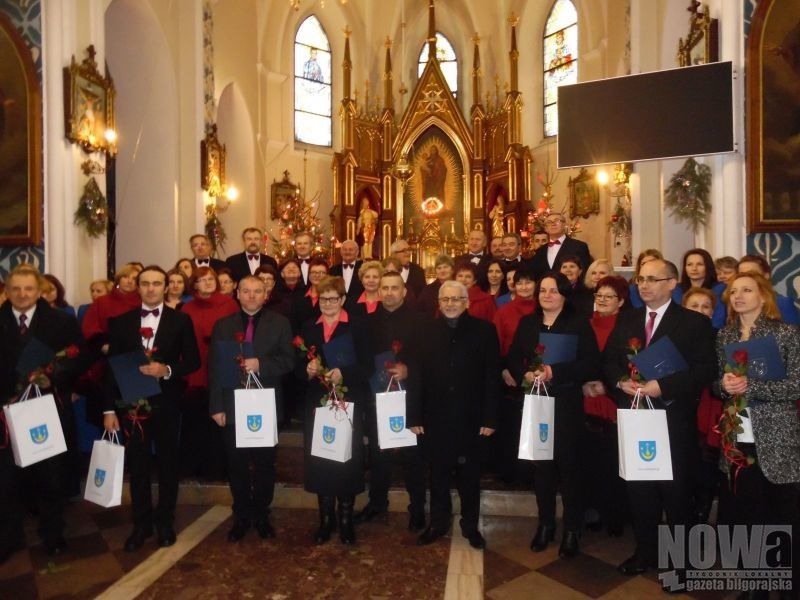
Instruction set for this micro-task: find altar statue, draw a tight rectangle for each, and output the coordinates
[489,196,506,238]
[356,197,378,258]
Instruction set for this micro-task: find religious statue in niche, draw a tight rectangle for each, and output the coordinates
[356,196,378,258]
[420,145,446,201]
[489,196,506,238]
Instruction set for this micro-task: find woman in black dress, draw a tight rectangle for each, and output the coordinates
[297,276,369,545]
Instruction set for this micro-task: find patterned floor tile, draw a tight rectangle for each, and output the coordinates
[483,547,532,591]
[486,569,591,599]
[537,552,631,598]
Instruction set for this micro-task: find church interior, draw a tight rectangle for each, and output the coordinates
[0,0,798,597]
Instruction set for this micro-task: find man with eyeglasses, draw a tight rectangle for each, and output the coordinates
[390,239,426,297]
[410,281,500,550]
[528,212,592,280]
[603,259,716,584]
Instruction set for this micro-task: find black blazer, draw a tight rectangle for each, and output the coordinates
[402,262,427,297]
[529,237,593,280]
[603,301,717,448]
[0,299,89,403]
[225,252,278,283]
[105,306,201,411]
[194,257,226,272]
[329,260,364,300]
[208,309,294,424]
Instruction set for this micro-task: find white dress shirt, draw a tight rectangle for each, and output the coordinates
[341,263,355,292]
[546,234,567,269]
[12,305,37,328]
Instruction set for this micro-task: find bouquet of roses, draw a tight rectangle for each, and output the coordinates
[116,327,157,437]
[521,343,546,394]
[25,344,81,390]
[715,349,755,482]
[617,337,646,396]
[293,335,349,412]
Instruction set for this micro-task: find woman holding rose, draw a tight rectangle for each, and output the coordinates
[715,271,800,542]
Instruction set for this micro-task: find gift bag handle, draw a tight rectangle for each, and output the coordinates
[533,376,550,398]
[101,430,122,446]
[17,383,42,403]
[245,371,264,389]
[630,388,655,410]
[385,375,404,393]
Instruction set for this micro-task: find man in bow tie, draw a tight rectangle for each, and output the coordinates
[501,233,525,266]
[329,239,364,299]
[455,229,491,287]
[529,212,592,280]
[104,266,200,553]
[293,232,314,287]
[390,239,426,297]
[190,234,225,272]
[225,227,278,283]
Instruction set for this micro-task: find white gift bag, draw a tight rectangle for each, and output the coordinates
[3,385,67,467]
[234,372,278,448]
[518,378,555,461]
[84,431,125,507]
[617,390,673,481]
[311,395,354,463]
[736,408,755,444]
[375,378,417,449]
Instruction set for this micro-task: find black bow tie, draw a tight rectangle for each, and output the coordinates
[141,308,160,317]
[196,259,210,265]
[469,253,482,258]
[299,258,310,265]
[343,263,354,269]
[247,254,259,261]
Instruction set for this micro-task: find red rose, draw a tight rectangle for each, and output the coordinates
[535,343,546,355]
[292,336,304,348]
[628,338,642,351]
[139,327,154,340]
[65,344,80,358]
[391,340,403,355]
[732,350,748,366]
[234,332,246,343]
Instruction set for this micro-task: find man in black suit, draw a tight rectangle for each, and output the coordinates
[391,239,426,297]
[410,280,500,550]
[455,229,492,286]
[294,231,314,287]
[355,272,428,530]
[225,227,278,283]
[209,275,294,542]
[603,259,716,579]
[190,233,226,271]
[501,232,526,266]
[0,266,88,563]
[529,212,592,279]
[104,266,200,552]
[329,239,363,300]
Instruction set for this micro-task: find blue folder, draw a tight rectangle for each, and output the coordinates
[15,337,56,376]
[723,335,786,381]
[108,351,162,402]
[323,334,357,369]
[211,340,255,389]
[538,333,578,365]
[629,336,689,380]
[368,350,395,394]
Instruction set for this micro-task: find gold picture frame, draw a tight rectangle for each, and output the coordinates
[568,167,600,219]
[270,170,300,221]
[201,124,226,196]
[63,45,115,154]
[677,2,719,67]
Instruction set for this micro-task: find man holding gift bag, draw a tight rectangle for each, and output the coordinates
[0,265,88,563]
[603,259,716,578]
[103,266,200,552]
[208,275,294,543]
[411,280,501,550]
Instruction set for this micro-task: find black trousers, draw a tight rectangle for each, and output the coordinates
[581,418,626,529]
[429,453,481,534]
[0,445,64,549]
[179,388,226,480]
[365,409,427,514]
[125,406,180,530]
[223,426,276,523]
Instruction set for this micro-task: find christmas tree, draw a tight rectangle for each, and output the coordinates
[270,187,330,261]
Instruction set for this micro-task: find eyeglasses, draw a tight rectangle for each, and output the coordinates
[635,276,674,285]
[318,296,341,304]
[594,293,618,301]
[439,296,467,304]
[394,248,411,254]
[544,219,564,225]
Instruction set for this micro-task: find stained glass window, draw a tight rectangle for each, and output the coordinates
[294,15,332,147]
[543,0,577,137]
[418,32,457,98]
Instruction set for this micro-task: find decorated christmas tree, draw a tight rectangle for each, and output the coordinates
[270,187,330,261]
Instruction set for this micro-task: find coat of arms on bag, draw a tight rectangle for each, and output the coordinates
[247,415,262,432]
[94,468,106,487]
[639,440,656,462]
[322,425,336,444]
[539,423,549,442]
[389,416,404,432]
[29,424,49,444]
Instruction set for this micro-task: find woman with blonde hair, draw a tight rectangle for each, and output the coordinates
[345,260,383,317]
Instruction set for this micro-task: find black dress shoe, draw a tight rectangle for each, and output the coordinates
[124,527,153,553]
[227,520,249,543]
[353,505,388,524]
[417,526,447,546]
[530,523,556,552]
[44,537,68,557]
[408,512,426,532]
[558,531,579,558]
[465,530,486,550]
[255,519,275,539]
[157,525,176,548]
[618,554,650,575]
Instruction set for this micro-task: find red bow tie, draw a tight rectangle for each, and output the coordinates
[548,240,561,247]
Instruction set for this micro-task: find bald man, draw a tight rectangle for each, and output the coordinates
[329,239,364,300]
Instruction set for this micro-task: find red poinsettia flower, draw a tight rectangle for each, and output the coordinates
[731,350,748,367]
[139,327,154,340]
[234,332,246,343]
[628,337,642,351]
[391,340,403,355]
[65,345,80,358]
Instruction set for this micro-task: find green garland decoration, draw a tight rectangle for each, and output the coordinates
[607,202,631,238]
[205,204,227,256]
[73,176,109,238]
[664,157,712,232]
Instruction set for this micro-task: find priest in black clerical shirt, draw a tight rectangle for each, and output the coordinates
[225,227,278,283]
[329,239,364,300]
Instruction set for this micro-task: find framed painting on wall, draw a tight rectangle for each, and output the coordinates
[0,12,41,246]
[568,167,600,219]
[63,45,115,155]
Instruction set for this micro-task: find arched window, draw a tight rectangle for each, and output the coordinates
[543,0,577,137]
[294,15,332,147]
[418,32,457,98]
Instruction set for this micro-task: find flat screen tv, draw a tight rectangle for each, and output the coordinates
[557,61,734,168]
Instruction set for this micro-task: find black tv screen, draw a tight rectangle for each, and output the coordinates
[557,61,734,168]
